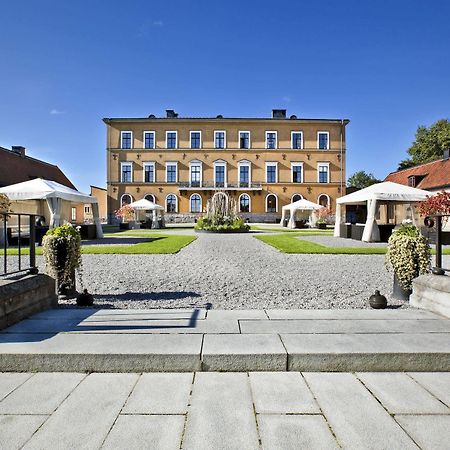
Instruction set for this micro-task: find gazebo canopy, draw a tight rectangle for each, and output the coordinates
[280,198,323,229]
[0,178,103,238]
[128,198,164,210]
[334,181,431,242]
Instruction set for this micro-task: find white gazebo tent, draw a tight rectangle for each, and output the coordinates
[0,178,103,238]
[128,198,165,228]
[280,198,323,229]
[334,181,431,242]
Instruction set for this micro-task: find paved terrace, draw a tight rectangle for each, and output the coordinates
[1,371,449,449]
[1,308,450,372]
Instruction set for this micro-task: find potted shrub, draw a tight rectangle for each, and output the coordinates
[316,206,331,229]
[0,193,11,247]
[42,224,83,298]
[114,204,137,230]
[416,191,450,244]
[385,222,431,300]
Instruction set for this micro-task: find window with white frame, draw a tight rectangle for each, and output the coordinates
[190,131,201,149]
[143,162,155,183]
[120,162,133,182]
[166,162,178,183]
[318,163,330,183]
[214,161,227,187]
[265,162,278,183]
[266,194,277,213]
[143,131,155,149]
[318,194,330,208]
[71,207,77,221]
[291,131,303,149]
[265,131,277,149]
[166,131,177,149]
[166,194,177,213]
[121,131,132,149]
[238,161,251,187]
[189,161,202,187]
[239,193,250,213]
[145,194,155,203]
[317,131,329,149]
[190,194,202,213]
[120,194,133,206]
[291,162,304,183]
[84,206,90,214]
[214,131,226,149]
[292,194,303,203]
[239,131,250,149]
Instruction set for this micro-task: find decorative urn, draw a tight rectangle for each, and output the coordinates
[369,290,387,309]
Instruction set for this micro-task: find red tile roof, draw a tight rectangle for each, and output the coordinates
[0,146,76,189]
[384,158,450,190]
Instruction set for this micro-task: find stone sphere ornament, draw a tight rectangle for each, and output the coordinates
[76,289,94,307]
[369,290,387,309]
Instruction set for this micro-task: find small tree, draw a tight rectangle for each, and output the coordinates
[347,171,381,189]
[114,204,135,222]
[316,206,332,224]
[0,194,11,246]
[416,191,450,226]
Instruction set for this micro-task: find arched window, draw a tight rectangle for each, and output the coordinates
[266,194,277,213]
[144,194,155,203]
[190,194,202,213]
[239,194,250,213]
[120,194,133,206]
[166,194,178,213]
[318,194,330,208]
[292,194,303,203]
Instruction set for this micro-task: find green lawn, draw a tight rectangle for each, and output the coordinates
[255,233,450,255]
[250,225,333,234]
[1,234,196,255]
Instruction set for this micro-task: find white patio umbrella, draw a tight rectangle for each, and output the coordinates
[280,198,323,229]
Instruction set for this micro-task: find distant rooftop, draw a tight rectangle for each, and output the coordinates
[103,109,350,124]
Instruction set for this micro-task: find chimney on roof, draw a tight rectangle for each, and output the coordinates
[166,109,178,118]
[11,146,26,157]
[272,109,287,119]
[444,149,450,160]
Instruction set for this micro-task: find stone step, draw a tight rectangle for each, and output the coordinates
[0,308,449,372]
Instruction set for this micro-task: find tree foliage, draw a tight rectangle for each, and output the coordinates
[398,119,450,170]
[347,171,381,189]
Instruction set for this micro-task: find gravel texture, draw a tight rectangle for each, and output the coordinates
[4,232,448,309]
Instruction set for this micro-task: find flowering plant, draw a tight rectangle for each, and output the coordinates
[316,206,332,224]
[114,204,135,222]
[385,223,431,290]
[0,194,11,213]
[416,191,450,226]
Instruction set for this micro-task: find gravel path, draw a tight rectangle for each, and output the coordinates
[68,233,444,309]
[5,233,448,309]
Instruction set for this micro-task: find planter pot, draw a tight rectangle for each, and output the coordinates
[392,273,412,301]
[317,223,327,229]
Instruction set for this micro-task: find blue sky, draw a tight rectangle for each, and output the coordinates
[1,0,449,192]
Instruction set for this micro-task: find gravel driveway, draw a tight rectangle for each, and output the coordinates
[39,232,441,310]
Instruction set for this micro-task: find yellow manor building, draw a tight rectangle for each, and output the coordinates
[104,109,349,223]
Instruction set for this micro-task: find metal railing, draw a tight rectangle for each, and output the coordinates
[430,214,449,275]
[1,212,38,277]
[178,181,263,189]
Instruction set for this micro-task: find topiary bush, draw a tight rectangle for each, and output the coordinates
[385,223,431,290]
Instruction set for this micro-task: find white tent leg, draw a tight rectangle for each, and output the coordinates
[46,197,61,228]
[334,204,342,237]
[280,209,286,227]
[92,202,103,238]
[362,199,380,242]
[287,208,296,228]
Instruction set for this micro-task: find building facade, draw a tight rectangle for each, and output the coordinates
[104,110,349,223]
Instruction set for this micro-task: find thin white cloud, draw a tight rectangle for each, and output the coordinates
[153,20,164,27]
[50,109,65,115]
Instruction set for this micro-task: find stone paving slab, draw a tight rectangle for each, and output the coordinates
[303,372,419,449]
[356,372,449,414]
[0,372,32,400]
[202,334,287,371]
[101,415,185,450]
[0,372,85,414]
[394,415,450,450]
[206,310,268,320]
[408,372,450,407]
[266,309,442,320]
[182,373,260,450]
[257,415,340,450]
[0,415,48,450]
[0,333,202,372]
[122,373,193,414]
[22,373,138,450]
[282,333,450,371]
[241,318,450,334]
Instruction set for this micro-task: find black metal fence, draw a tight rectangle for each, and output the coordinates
[430,214,449,275]
[1,212,38,277]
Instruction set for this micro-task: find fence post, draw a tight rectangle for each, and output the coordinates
[432,215,445,275]
[29,215,38,274]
